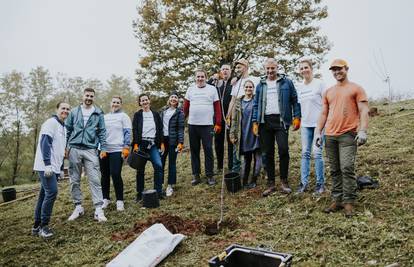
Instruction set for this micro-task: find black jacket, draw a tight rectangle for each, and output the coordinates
[132,109,163,148]
[159,107,185,145]
[208,78,232,122]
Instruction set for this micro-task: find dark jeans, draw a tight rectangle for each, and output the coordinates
[34,171,58,226]
[136,145,164,195]
[325,132,358,204]
[241,149,262,185]
[100,152,124,201]
[188,124,214,178]
[214,122,233,171]
[161,137,178,185]
[259,114,290,182]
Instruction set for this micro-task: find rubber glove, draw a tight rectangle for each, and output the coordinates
[355,130,367,146]
[100,151,107,159]
[292,118,301,131]
[122,147,129,159]
[44,165,53,178]
[252,122,259,136]
[177,143,184,153]
[160,143,165,155]
[214,124,222,134]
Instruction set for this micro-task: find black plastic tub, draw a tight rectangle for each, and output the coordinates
[209,244,293,267]
[2,187,17,202]
[224,172,241,193]
[142,189,159,208]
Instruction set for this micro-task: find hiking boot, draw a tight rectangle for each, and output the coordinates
[166,185,174,197]
[313,183,325,196]
[280,179,292,194]
[116,200,125,211]
[191,175,201,186]
[68,205,84,221]
[296,183,307,194]
[94,207,107,222]
[344,203,354,218]
[323,202,343,213]
[262,186,276,197]
[31,226,40,236]
[266,180,275,188]
[207,177,216,186]
[102,199,110,209]
[39,225,54,239]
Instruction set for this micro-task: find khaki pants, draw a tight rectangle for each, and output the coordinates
[325,132,358,204]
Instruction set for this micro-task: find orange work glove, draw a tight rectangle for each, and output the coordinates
[177,143,184,153]
[252,122,259,136]
[133,144,139,152]
[160,143,165,155]
[214,124,222,134]
[122,147,129,159]
[292,118,301,131]
[99,151,107,159]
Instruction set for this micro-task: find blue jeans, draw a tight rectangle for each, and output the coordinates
[300,127,325,186]
[161,140,178,185]
[34,171,58,226]
[136,145,164,195]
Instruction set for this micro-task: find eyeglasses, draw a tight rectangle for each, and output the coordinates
[330,67,344,71]
[112,101,121,104]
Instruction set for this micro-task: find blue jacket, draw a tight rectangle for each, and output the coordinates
[65,105,107,150]
[252,74,301,128]
[159,106,185,145]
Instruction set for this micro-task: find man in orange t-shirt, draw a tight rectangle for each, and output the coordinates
[315,59,369,217]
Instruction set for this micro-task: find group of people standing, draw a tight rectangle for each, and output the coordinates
[31,56,369,238]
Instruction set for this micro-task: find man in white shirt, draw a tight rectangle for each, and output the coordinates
[184,68,222,186]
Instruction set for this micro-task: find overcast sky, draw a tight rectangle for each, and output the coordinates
[1,0,413,99]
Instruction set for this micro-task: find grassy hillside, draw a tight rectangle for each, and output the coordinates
[1,100,413,266]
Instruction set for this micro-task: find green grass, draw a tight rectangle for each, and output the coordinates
[1,100,414,266]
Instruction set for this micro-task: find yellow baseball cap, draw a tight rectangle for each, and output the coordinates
[329,59,348,70]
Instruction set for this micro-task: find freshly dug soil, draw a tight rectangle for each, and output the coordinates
[111,213,238,241]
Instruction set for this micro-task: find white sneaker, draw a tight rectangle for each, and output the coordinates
[68,205,84,221]
[116,200,125,211]
[94,207,107,222]
[166,185,173,197]
[102,199,110,209]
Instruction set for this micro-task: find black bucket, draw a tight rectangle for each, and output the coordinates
[224,172,241,193]
[209,244,293,267]
[142,189,159,208]
[2,187,17,202]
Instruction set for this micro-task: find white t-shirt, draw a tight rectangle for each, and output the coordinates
[185,84,219,125]
[297,78,326,127]
[265,80,280,115]
[163,108,176,136]
[231,76,259,98]
[81,105,95,126]
[104,111,132,153]
[33,117,66,174]
[142,111,156,138]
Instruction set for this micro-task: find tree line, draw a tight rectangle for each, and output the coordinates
[0,67,153,186]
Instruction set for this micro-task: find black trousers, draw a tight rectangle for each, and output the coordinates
[100,152,124,200]
[259,115,290,182]
[214,121,233,171]
[188,125,214,178]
